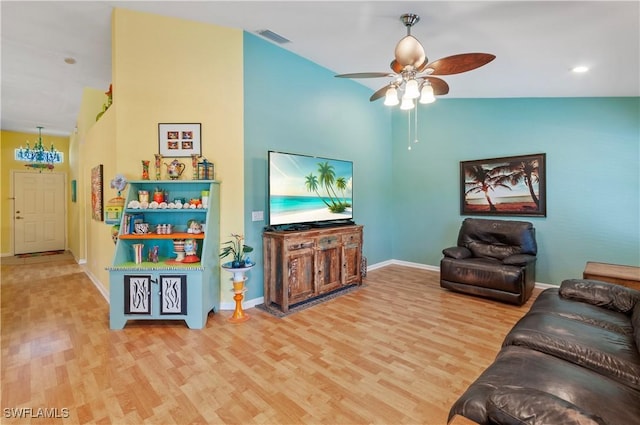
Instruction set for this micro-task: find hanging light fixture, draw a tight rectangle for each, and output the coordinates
[383,85,399,106]
[419,82,436,104]
[15,126,62,171]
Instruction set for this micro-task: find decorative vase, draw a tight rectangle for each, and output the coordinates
[154,154,163,180]
[191,154,200,180]
[132,244,144,264]
[141,160,150,180]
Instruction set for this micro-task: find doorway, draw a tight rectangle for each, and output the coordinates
[13,171,66,254]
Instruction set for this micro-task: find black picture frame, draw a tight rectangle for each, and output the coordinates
[460,153,546,217]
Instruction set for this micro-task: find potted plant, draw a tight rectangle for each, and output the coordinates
[220,233,254,268]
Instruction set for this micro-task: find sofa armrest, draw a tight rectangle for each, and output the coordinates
[487,387,606,425]
[502,254,536,267]
[560,278,640,314]
[443,246,472,259]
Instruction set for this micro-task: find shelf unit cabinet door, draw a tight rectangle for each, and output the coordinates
[160,275,187,315]
[124,275,152,314]
[315,235,342,294]
[287,244,316,305]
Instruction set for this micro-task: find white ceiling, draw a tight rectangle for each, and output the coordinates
[1,1,639,137]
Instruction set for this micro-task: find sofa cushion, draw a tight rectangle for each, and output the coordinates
[529,289,634,335]
[467,241,519,261]
[560,279,640,314]
[442,246,472,260]
[487,387,607,425]
[448,345,640,425]
[440,257,524,293]
[457,218,537,258]
[502,312,640,390]
[634,303,640,354]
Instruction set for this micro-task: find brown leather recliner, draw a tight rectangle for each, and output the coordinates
[440,218,537,306]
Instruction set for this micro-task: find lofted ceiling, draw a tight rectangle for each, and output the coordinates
[1,1,638,137]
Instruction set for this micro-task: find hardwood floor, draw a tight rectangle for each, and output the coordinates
[1,255,540,425]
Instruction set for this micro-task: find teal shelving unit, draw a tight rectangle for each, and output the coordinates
[107,180,220,329]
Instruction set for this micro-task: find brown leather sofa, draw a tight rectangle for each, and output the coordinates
[440,218,537,306]
[448,279,640,425]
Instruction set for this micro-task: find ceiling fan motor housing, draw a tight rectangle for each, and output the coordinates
[395,35,426,68]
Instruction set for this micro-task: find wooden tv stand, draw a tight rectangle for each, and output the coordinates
[583,261,640,290]
[263,225,363,313]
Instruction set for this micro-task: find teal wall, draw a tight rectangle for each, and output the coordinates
[243,33,393,301]
[391,97,640,285]
[244,32,639,296]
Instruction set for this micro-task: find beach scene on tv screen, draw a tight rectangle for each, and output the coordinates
[270,153,353,225]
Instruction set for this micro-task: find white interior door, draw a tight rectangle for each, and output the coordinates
[13,172,66,254]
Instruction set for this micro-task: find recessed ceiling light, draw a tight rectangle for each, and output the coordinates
[571,66,589,73]
[64,57,77,65]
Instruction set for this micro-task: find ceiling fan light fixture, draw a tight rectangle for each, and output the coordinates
[419,84,436,104]
[404,78,420,99]
[400,96,415,110]
[384,86,399,106]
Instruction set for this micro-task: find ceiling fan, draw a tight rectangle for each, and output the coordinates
[335,13,496,109]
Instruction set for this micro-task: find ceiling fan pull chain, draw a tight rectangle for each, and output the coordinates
[414,106,419,145]
[407,110,412,150]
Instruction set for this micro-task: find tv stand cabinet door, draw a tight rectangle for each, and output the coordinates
[287,246,316,305]
[342,230,362,285]
[315,235,342,294]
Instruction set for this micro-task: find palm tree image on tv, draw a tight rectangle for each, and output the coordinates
[269,152,353,226]
[462,154,545,216]
[305,161,350,213]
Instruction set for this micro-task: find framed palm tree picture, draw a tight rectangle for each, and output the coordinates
[460,153,546,217]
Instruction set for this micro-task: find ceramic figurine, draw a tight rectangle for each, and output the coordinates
[148,245,159,263]
[164,159,185,180]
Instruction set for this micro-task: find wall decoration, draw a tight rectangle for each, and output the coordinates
[460,153,546,217]
[91,164,104,221]
[158,123,201,157]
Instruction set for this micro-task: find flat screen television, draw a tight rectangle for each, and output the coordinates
[268,151,353,228]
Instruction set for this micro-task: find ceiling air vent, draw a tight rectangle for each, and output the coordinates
[256,29,290,44]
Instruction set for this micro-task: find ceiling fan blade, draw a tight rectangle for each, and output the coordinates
[370,85,391,102]
[390,60,403,74]
[422,77,450,95]
[335,72,394,79]
[426,53,496,75]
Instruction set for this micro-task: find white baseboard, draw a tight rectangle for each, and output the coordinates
[220,296,264,311]
[367,259,556,288]
[81,265,109,302]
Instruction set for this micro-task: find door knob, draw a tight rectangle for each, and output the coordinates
[15,217,23,220]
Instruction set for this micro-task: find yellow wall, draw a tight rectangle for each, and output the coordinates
[82,105,117,289]
[69,87,108,262]
[0,130,70,255]
[79,8,244,301]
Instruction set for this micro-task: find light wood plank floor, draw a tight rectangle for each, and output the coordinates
[1,254,540,425]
